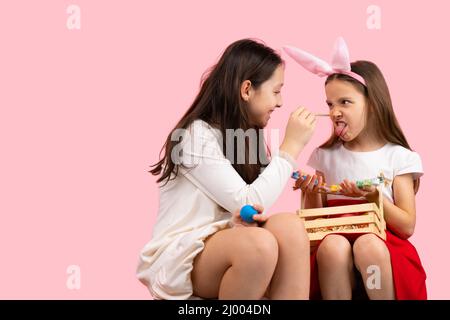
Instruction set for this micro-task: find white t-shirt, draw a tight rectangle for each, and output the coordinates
[137,119,297,300]
[307,142,423,202]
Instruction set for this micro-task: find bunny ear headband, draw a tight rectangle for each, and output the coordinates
[283,37,366,86]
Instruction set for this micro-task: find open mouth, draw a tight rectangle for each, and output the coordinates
[334,121,348,137]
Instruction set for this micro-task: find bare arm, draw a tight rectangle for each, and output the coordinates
[341,173,417,240]
[378,174,417,239]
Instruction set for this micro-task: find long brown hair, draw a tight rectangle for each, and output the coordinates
[150,39,283,186]
[320,61,420,192]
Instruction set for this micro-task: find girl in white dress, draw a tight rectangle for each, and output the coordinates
[137,39,317,300]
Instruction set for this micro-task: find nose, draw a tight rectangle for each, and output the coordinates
[330,106,342,119]
[277,96,283,108]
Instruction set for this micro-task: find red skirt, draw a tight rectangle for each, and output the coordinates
[309,199,427,300]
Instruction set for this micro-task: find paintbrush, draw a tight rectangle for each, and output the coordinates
[314,113,330,117]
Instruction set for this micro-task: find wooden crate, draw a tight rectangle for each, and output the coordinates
[297,185,386,248]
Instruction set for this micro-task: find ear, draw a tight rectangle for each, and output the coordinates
[283,45,333,77]
[240,80,252,101]
[331,37,351,72]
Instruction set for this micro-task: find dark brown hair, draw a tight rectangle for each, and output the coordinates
[320,61,420,192]
[150,39,283,186]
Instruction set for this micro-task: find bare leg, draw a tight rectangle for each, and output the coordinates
[316,235,356,300]
[261,212,310,299]
[191,227,278,300]
[353,234,395,300]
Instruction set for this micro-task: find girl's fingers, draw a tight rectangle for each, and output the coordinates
[295,176,377,198]
[350,182,362,195]
[231,208,258,228]
[252,214,268,223]
[303,110,313,120]
[292,106,306,117]
[295,175,308,191]
[252,204,264,213]
[236,218,258,227]
[341,180,363,197]
[300,175,313,191]
[313,175,323,192]
[297,175,307,190]
[340,181,351,194]
[297,174,322,193]
[344,180,353,191]
[363,185,376,193]
[307,175,318,191]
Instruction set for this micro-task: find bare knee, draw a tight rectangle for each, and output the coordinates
[264,212,309,245]
[317,235,352,266]
[232,228,279,272]
[353,234,389,269]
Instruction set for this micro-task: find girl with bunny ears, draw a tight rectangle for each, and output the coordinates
[284,37,427,300]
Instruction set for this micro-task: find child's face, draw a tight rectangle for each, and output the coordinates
[325,79,368,142]
[247,65,284,128]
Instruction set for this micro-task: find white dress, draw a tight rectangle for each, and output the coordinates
[307,142,424,202]
[137,120,297,299]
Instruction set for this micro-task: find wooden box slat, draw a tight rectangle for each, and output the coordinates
[304,212,380,232]
[298,203,381,220]
[297,185,387,247]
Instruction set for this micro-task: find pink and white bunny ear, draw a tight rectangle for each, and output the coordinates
[330,37,351,72]
[283,45,333,77]
[283,37,367,86]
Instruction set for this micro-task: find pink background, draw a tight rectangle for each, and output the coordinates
[0,0,449,299]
